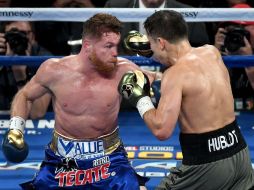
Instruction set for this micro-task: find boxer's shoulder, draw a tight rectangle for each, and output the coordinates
[117,57,139,72]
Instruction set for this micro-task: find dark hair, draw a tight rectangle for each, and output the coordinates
[82,13,122,39]
[144,10,188,43]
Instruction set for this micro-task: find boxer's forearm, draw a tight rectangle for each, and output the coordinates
[10,89,32,120]
[29,94,51,119]
[143,109,175,141]
[143,109,163,139]
[4,88,30,163]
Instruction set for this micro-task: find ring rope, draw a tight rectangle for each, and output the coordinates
[0,8,254,22]
[0,55,253,67]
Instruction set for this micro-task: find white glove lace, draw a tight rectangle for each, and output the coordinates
[9,116,25,133]
[136,96,155,118]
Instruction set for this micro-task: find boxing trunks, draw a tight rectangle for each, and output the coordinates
[20,127,148,190]
[156,120,254,190]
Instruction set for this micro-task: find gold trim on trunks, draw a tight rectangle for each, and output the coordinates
[50,127,121,155]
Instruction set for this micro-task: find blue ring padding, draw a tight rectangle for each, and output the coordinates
[0,55,253,67]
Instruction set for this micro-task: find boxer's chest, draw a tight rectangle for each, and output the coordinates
[53,76,120,112]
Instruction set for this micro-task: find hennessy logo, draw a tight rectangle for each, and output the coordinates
[122,84,134,99]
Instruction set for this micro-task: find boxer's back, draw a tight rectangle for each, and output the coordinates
[176,45,235,133]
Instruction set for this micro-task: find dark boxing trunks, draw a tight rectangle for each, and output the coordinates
[156,120,254,190]
[20,128,148,190]
[180,120,247,165]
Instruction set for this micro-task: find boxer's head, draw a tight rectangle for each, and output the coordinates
[82,13,122,74]
[144,10,188,44]
[144,10,188,65]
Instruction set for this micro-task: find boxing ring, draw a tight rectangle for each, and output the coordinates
[0,8,254,190]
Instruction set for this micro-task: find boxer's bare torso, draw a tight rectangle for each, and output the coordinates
[179,46,235,133]
[11,30,156,141]
[11,31,154,139]
[143,43,236,139]
[22,56,140,139]
[53,56,138,138]
[161,44,236,134]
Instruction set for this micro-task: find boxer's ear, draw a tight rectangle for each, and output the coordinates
[83,40,92,52]
[157,37,166,50]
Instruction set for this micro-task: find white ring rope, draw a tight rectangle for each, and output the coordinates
[0,8,254,22]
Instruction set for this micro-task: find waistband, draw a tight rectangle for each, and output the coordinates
[50,127,121,160]
[180,120,246,165]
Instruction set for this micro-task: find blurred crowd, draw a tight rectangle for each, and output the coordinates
[0,0,254,112]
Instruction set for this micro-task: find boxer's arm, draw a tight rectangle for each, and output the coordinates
[143,69,182,140]
[2,59,54,163]
[29,93,51,119]
[119,57,162,84]
[11,61,53,119]
[143,69,162,82]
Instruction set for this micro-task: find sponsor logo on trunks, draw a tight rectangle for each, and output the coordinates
[57,138,104,159]
[55,158,79,173]
[208,130,238,152]
[93,156,110,167]
[55,156,111,187]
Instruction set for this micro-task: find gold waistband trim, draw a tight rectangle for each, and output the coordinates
[50,127,121,155]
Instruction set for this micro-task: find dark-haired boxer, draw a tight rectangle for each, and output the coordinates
[2,13,161,190]
[118,10,254,190]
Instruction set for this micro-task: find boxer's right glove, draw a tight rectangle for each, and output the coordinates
[2,116,29,163]
[118,70,155,118]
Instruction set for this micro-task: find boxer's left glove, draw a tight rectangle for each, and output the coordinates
[118,70,155,118]
[2,116,29,163]
[124,30,153,57]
